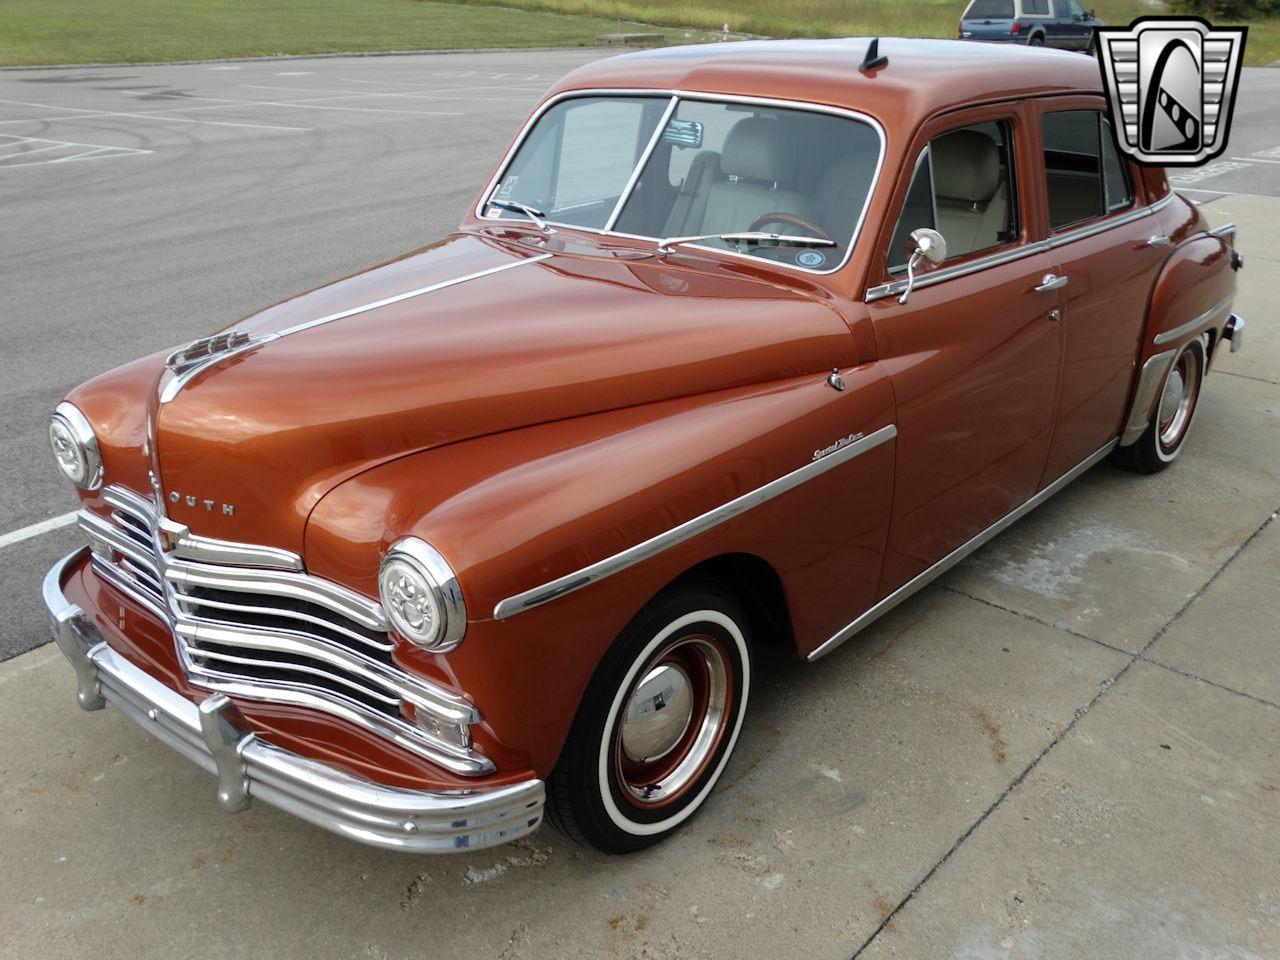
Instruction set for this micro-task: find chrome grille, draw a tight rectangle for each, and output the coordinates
[79,484,490,776]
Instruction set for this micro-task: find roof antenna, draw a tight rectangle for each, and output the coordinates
[859,37,889,73]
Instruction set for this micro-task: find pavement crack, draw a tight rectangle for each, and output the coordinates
[1139,657,1280,712]
[1216,370,1280,386]
[941,585,1130,656]
[850,505,1279,959]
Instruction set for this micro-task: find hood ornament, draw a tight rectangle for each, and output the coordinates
[160,329,275,404]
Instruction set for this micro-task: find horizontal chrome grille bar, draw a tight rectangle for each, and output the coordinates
[78,484,488,775]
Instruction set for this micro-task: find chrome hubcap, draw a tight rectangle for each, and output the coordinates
[1157,349,1199,449]
[615,636,731,808]
[621,663,694,763]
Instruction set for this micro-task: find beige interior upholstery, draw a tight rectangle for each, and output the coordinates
[930,129,1009,259]
[696,118,815,235]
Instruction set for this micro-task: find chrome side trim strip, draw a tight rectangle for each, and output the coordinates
[475,88,887,279]
[46,549,543,853]
[1120,349,1178,446]
[807,439,1119,661]
[159,254,553,403]
[493,423,898,620]
[1152,291,1234,346]
[865,193,1174,303]
[1209,222,1236,239]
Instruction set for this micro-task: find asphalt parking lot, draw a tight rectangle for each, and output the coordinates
[1,50,1278,959]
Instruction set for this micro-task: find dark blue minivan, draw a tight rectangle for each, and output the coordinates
[958,0,1102,52]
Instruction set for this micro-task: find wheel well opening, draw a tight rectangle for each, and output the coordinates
[674,554,796,655]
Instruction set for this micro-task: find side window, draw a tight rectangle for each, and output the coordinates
[889,119,1019,272]
[1025,0,1050,15]
[1043,110,1131,231]
[1100,115,1133,211]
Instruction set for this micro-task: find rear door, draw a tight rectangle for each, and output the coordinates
[1035,101,1171,484]
[864,103,1064,594]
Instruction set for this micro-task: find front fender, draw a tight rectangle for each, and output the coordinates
[305,369,895,774]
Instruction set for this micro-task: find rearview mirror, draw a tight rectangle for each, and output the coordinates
[898,228,947,305]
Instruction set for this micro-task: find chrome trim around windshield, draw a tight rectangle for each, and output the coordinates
[158,253,553,404]
[492,423,897,620]
[475,88,887,279]
[865,192,1175,303]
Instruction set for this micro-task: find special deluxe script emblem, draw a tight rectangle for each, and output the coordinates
[168,491,236,516]
[813,432,865,462]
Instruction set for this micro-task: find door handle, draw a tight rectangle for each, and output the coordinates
[1146,235,1172,248]
[1035,273,1068,293]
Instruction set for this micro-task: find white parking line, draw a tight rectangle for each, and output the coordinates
[239,82,537,104]
[0,97,313,132]
[0,512,77,550]
[129,89,463,118]
[1231,156,1280,165]
[0,134,152,168]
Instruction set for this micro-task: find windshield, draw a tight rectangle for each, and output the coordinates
[482,94,883,273]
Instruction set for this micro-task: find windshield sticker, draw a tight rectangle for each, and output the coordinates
[796,250,827,268]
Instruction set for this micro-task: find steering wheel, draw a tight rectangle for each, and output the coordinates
[747,212,836,243]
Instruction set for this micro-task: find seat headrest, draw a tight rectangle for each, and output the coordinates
[931,130,1001,205]
[721,118,797,186]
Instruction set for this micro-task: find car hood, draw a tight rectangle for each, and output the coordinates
[151,232,855,553]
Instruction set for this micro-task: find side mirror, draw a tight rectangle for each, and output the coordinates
[898,228,947,305]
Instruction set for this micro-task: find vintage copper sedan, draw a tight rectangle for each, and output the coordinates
[44,38,1243,854]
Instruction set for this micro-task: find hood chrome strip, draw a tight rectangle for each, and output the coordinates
[158,252,553,404]
[492,423,898,620]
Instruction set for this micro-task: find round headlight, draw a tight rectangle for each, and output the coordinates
[49,402,102,491]
[378,537,466,651]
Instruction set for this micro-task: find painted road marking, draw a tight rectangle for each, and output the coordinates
[0,513,77,550]
[0,97,313,132]
[1168,161,1252,186]
[1231,156,1280,165]
[128,89,463,118]
[238,82,537,105]
[0,134,152,168]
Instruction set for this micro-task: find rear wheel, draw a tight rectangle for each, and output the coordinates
[545,581,751,853]
[1029,33,1045,46]
[1114,338,1205,474]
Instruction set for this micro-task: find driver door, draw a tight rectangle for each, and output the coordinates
[866,105,1065,594]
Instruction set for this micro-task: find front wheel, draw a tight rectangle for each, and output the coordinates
[1114,338,1206,474]
[545,581,752,853]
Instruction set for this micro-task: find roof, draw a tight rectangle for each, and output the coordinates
[550,38,1103,124]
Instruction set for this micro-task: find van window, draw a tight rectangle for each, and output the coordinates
[965,0,1015,17]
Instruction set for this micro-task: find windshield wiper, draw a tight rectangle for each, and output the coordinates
[656,231,836,255]
[486,198,555,235]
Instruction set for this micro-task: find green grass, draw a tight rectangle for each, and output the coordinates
[0,0,695,67]
[443,0,1280,64]
[1,0,1275,67]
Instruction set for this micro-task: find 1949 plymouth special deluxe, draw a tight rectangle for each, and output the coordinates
[44,38,1244,854]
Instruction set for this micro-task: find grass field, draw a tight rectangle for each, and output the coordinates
[0,0,693,67]
[445,0,1280,65]
[0,0,1275,67]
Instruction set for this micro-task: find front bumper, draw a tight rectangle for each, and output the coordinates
[1224,313,1246,353]
[45,547,545,853]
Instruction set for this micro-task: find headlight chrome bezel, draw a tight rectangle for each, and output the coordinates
[378,537,466,652]
[49,402,103,491]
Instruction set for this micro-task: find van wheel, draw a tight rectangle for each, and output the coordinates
[545,581,752,854]
[1114,338,1205,474]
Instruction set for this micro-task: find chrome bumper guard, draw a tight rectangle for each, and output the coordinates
[1224,313,1245,353]
[44,548,544,853]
